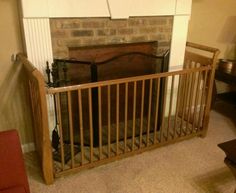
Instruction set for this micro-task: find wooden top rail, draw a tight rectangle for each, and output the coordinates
[47,65,211,94]
[17,53,36,73]
[186,42,220,54]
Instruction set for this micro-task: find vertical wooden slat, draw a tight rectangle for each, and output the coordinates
[67,91,75,168]
[29,82,38,134]
[160,77,168,142]
[186,72,196,133]
[32,82,41,133]
[32,81,44,148]
[197,70,208,132]
[78,89,84,165]
[153,78,160,144]
[132,81,137,150]
[191,71,202,132]
[88,88,94,163]
[173,75,182,138]
[98,87,102,160]
[36,91,43,134]
[146,79,153,146]
[167,75,175,139]
[124,83,128,152]
[184,72,192,133]
[107,85,111,157]
[201,50,220,137]
[139,80,145,148]
[116,84,120,155]
[55,93,65,170]
[180,74,189,135]
[184,72,193,133]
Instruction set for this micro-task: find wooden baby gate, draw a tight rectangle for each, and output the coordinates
[18,42,219,184]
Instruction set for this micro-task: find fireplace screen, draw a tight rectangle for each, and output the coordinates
[47,41,169,148]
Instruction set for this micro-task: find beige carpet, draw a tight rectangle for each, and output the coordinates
[25,101,236,193]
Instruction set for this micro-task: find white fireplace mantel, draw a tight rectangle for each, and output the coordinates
[21,0,191,19]
[21,0,192,73]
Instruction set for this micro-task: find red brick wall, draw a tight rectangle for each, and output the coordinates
[50,16,173,59]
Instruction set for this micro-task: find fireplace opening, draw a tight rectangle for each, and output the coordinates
[48,41,169,149]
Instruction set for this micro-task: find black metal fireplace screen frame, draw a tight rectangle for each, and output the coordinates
[46,50,170,147]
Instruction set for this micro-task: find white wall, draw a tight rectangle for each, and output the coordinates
[188,0,236,93]
[188,0,236,59]
[0,0,34,145]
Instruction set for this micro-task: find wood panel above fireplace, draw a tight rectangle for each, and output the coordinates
[68,41,158,62]
[70,41,158,82]
[56,41,163,85]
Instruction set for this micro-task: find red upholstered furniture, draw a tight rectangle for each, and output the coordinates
[0,130,30,193]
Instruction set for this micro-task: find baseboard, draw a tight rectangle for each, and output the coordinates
[22,143,35,153]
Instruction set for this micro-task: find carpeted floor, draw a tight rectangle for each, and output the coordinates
[25,100,236,193]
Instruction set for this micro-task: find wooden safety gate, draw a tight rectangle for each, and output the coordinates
[18,42,219,184]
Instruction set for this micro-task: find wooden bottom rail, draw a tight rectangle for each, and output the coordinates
[54,130,204,178]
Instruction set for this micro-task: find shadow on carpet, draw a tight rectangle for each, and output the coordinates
[191,167,235,193]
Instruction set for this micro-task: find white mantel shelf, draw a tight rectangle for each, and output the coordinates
[21,0,192,19]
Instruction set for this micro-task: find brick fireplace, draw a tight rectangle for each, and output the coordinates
[50,16,173,59]
[20,0,192,138]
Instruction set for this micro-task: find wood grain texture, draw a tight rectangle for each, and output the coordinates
[17,54,54,184]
